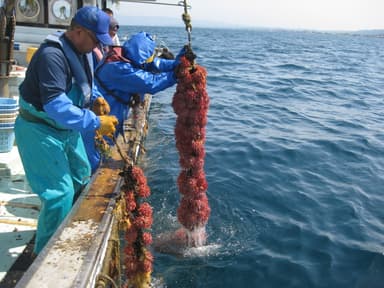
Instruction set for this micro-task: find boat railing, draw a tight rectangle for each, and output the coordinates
[14,94,152,288]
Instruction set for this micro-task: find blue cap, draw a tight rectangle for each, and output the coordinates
[74,6,113,46]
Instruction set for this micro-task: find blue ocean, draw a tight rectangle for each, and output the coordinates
[121,26,384,287]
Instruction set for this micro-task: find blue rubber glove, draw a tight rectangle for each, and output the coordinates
[175,46,186,64]
[147,58,176,72]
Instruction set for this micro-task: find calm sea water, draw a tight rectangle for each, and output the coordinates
[121,26,384,287]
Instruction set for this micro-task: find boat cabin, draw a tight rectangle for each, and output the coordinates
[5,0,113,66]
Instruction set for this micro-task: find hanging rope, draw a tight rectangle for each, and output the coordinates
[171,1,211,246]
[121,164,153,288]
[106,111,153,287]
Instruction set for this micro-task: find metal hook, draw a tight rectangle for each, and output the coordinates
[181,0,192,47]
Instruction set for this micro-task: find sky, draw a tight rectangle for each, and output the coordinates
[112,0,384,31]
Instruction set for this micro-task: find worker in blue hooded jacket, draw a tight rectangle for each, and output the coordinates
[14,6,118,254]
[84,31,185,172]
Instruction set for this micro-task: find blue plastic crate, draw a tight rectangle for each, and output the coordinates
[0,98,18,109]
[0,128,15,153]
[0,122,15,129]
[0,107,18,112]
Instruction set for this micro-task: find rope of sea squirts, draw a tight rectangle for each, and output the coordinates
[172,2,211,244]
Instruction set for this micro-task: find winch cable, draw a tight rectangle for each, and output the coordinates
[182,0,192,48]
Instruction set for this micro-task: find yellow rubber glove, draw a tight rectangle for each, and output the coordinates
[92,97,110,116]
[98,115,118,138]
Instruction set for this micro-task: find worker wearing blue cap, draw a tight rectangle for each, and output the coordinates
[14,6,118,254]
[80,32,187,172]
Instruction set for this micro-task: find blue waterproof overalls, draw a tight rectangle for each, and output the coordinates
[94,32,178,137]
[15,33,96,254]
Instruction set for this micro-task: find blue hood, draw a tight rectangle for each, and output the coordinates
[122,32,156,66]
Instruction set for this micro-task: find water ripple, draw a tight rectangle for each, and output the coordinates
[129,27,384,288]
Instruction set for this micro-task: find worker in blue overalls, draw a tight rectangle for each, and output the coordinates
[82,32,186,172]
[14,6,118,254]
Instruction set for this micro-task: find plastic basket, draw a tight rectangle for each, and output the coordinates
[0,116,16,123]
[0,112,18,118]
[0,98,18,109]
[0,108,18,114]
[0,122,15,129]
[0,128,15,153]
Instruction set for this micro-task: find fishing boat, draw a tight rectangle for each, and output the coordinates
[0,0,195,287]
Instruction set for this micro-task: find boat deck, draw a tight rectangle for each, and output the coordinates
[0,93,151,287]
[0,67,37,285]
[0,147,38,285]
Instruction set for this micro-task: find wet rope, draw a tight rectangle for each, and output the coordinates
[120,164,153,288]
[172,0,211,245]
[107,113,153,287]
